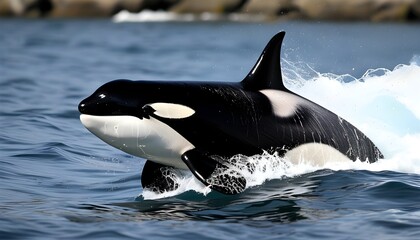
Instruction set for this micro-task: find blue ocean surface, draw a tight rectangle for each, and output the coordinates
[1,18,420,239]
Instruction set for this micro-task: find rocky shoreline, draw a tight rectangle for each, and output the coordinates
[1,0,419,21]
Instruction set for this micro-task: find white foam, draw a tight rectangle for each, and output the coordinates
[112,10,267,23]
[142,175,210,200]
[113,10,195,23]
[285,59,420,175]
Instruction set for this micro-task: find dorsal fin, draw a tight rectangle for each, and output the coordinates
[242,31,288,92]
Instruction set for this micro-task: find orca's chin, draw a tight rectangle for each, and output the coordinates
[79,114,97,130]
[79,114,144,139]
[79,114,193,169]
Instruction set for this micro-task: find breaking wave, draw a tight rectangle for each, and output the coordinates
[113,10,267,23]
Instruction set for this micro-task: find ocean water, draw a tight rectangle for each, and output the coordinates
[1,18,420,239]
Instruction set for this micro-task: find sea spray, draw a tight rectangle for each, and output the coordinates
[141,151,340,200]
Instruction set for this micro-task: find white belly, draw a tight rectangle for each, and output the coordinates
[285,143,351,166]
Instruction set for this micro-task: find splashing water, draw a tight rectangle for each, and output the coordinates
[286,57,420,174]
[143,59,420,199]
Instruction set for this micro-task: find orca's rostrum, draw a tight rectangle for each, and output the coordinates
[79,32,383,195]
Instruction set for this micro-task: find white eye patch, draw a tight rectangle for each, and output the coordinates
[148,103,195,119]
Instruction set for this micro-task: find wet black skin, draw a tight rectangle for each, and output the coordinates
[79,78,382,162]
[79,32,383,194]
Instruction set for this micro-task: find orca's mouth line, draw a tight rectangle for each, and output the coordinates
[78,103,156,120]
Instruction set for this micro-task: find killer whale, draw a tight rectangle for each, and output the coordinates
[78,31,383,195]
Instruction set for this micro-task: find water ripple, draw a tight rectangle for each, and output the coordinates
[1,19,420,240]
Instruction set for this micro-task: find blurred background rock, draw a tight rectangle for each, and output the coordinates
[0,0,419,21]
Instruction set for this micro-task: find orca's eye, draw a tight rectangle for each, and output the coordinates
[139,105,156,119]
